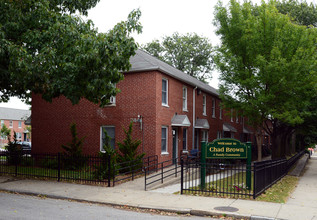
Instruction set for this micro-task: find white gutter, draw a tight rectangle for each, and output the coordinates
[192,86,197,149]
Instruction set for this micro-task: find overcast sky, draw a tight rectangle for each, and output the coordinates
[1,0,314,110]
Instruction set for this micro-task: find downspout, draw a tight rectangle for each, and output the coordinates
[192,87,197,149]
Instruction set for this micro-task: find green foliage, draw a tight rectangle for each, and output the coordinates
[61,123,87,170]
[214,0,317,157]
[0,124,11,140]
[276,0,317,27]
[117,121,145,172]
[0,1,142,106]
[5,132,23,165]
[142,32,214,82]
[93,128,117,180]
[40,156,59,169]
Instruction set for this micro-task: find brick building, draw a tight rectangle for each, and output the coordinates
[31,50,254,161]
[0,107,31,147]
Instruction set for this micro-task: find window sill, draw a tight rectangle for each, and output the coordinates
[212,116,216,119]
[105,104,116,107]
[162,104,169,108]
[161,152,169,155]
[182,150,188,154]
[183,109,188,112]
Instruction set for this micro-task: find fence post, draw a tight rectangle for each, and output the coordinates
[161,163,164,183]
[144,166,147,191]
[107,153,111,187]
[253,162,256,199]
[200,142,206,190]
[58,153,61,182]
[175,158,177,177]
[15,153,18,177]
[181,158,184,194]
[246,142,252,190]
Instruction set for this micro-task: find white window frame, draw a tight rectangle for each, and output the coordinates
[16,132,22,140]
[202,130,208,143]
[162,78,168,107]
[161,126,168,154]
[9,120,13,128]
[182,86,187,111]
[203,94,206,116]
[18,121,22,128]
[182,128,187,151]
[212,98,216,118]
[100,126,115,152]
[230,109,233,122]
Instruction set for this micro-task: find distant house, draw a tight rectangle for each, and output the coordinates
[0,107,31,146]
[31,50,255,161]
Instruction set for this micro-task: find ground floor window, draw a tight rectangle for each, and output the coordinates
[202,130,208,143]
[100,126,115,151]
[161,126,168,154]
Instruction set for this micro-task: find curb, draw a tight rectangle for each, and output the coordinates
[0,188,256,219]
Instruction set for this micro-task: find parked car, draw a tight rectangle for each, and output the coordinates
[16,141,32,151]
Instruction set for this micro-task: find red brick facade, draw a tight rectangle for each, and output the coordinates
[32,69,256,162]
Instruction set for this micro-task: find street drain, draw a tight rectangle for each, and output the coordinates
[214,206,239,212]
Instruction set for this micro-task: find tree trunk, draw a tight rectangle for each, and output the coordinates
[255,131,262,161]
[291,132,296,154]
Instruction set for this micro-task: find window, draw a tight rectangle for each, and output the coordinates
[18,121,22,128]
[100,126,115,151]
[236,113,239,123]
[109,96,116,105]
[217,131,222,139]
[182,86,187,111]
[161,126,168,153]
[212,99,216,118]
[183,128,187,151]
[9,120,13,128]
[230,109,233,122]
[16,132,22,140]
[203,95,206,115]
[0,120,4,127]
[162,79,168,106]
[202,130,208,143]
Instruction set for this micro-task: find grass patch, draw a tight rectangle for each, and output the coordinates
[256,175,298,203]
[182,171,254,199]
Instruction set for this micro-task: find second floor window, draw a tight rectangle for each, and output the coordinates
[203,95,206,115]
[9,120,13,128]
[231,109,233,122]
[219,106,222,119]
[212,99,216,118]
[162,79,168,106]
[18,121,22,128]
[182,86,187,111]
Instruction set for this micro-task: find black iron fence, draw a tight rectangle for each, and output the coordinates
[0,152,157,186]
[144,157,182,190]
[180,150,306,199]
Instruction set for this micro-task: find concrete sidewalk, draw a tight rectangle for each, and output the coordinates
[1,154,316,220]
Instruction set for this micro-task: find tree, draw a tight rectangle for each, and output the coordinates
[0,1,142,106]
[276,0,317,27]
[142,32,214,82]
[117,121,145,172]
[0,124,10,140]
[214,0,317,159]
[61,123,87,169]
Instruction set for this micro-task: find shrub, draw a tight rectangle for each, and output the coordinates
[93,129,118,180]
[61,123,87,170]
[5,132,23,165]
[117,121,145,173]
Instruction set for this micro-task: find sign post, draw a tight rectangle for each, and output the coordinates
[200,142,207,189]
[200,139,252,190]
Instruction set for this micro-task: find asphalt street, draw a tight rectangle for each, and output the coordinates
[0,192,217,220]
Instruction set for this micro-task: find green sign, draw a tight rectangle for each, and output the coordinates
[206,139,247,159]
